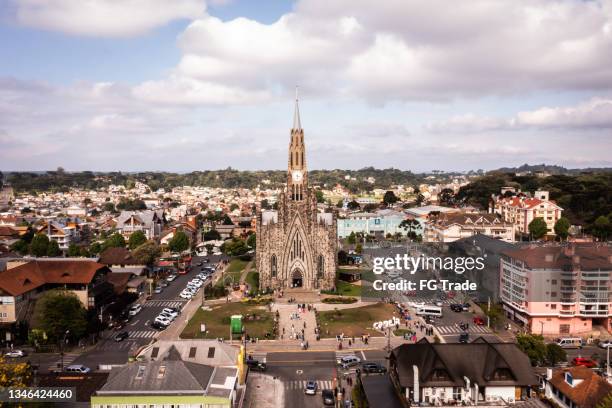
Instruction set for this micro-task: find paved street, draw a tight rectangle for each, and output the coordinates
[59,254,226,372]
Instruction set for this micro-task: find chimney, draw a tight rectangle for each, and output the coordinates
[413,365,420,403]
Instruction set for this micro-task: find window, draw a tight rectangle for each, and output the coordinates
[550,304,556,310]
[208,347,216,358]
[189,347,197,358]
[271,255,277,278]
[150,347,159,359]
[317,255,324,279]
[135,365,146,380]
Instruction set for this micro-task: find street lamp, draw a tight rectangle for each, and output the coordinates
[60,330,70,372]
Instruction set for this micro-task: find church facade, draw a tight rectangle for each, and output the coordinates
[256,97,337,291]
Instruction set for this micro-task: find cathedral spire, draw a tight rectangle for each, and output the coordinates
[293,86,302,131]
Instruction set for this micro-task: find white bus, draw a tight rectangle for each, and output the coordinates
[416,305,442,317]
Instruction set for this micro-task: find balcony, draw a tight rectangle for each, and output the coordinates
[559,310,575,316]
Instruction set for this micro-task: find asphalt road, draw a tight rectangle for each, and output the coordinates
[69,254,227,371]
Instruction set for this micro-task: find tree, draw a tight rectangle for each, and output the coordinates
[383,191,398,205]
[132,241,161,265]
[0,357,32,387]
[89,241,102,255]
[47,239,61,257]
[10,239,29,255]
[337,250,348,265]
[528,217,548,240]
[347,231,357,245]
[592,215,610,241]
[222,214,234,225]
[103,202,116,213]
[229,203,239,212]
[34,289,87,343]
[415,193,425,206]
[336,199,344,208]
[355,243,363,254]
[101,233,126,251]
[315,190,325,203]
[596,393,612,408]
[168,230,189,253]
[439,188,455,206]
[399,219,420,238]
[128,230,147,249]
[204,229,221,241]
[261,199,271,210]
[545,343,567,366]
[30,234,49,257]
[67,244,80,257]
[347,200,360,210]
[516,334,547,366]
[246,233,256,249]
[554,217,570,240]
[481,303,503,327]
[221,238,248,256]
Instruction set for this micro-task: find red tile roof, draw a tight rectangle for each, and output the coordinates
[549,366,612,408]
[0,260,108,296]
[502,244,611,270]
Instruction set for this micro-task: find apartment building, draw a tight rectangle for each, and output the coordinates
[500,244,611,335]
[424,212,515,243]
[337,209,407,238]
[490,189,563,238]
[37,220,80,250]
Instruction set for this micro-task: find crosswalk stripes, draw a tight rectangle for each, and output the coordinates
[49,352,79,370]
[283,380,334,391]
[335,350,357,363]
[129,330,157,339]
[143,300,186,308]
[436,325,491,335]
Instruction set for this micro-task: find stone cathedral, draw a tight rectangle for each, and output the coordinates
[256,96,337,291]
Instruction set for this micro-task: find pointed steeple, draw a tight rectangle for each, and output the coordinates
[293,86,302,131]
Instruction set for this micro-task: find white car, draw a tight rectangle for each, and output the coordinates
[162,308,179,317]
[128,304,142,316]
[180,291,193,299]
[154,316,172,325]
[408,301,425,309]
[166,275,177,282]
[5,350,26,358]
[186,285,199,292]
[190,280,203,287]
[599,339,612,348]
[158,312,176,321]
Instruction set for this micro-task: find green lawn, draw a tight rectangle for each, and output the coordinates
[181,302,275,340]
[216,259,249,288]
[245,271,259,291]
[317,302,399,338]
[335,280,361,296]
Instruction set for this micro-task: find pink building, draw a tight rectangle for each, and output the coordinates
[500,244,611,335]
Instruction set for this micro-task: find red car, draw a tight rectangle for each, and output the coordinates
[473,316,486,325]
[572,357,597,368]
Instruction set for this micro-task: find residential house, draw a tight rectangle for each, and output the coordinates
[500,244,611,335]
[490,189,563,238]
[37,220,80,250]
[424,212,515,243]
[389,338,538,406]
[115,210,164,241]
[541,366,612,408]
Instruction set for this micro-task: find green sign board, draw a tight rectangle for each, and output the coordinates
[231,315,243,334]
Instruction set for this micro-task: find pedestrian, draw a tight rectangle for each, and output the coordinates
[348,339,352,347]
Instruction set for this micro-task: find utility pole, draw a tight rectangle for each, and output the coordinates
[487,297,491,328]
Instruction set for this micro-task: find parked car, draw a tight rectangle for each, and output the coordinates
[162,307,180,316]
[159,280,169,288]
[572,357,597,368]
[166,275,177,282]
[128,304,142,316]
[154,316,172,326]
[65,365,91,373]
[598,339,612,349]
[362,362,386,373]
[114,331,129,342]
[246,359,267,372]
[304,380,318,395]
[5,350,27,358]
[322,389,335,406]
[154,286,163,294]
[473,316,485,325]
[150,321,167,331]
[180,291,193,299]
[459,333,469,343]
[158,312,176,321]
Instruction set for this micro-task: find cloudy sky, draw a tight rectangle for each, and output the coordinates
[1,0,611,172]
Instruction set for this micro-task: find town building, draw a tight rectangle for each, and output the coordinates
[541,366,612,408]
[500,244,611,335]
[490,189,563,238]
[337,209,407,238]
[389,338,538,406]
[256,96,337,291]
[37,220,80,250]
[91,349,238,408]
[424,212,515,243]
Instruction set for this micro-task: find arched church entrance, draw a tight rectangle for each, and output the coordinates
[291,269,303,288]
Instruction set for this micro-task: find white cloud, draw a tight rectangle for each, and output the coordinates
[427,98,612,133]
[13,0,205,37]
